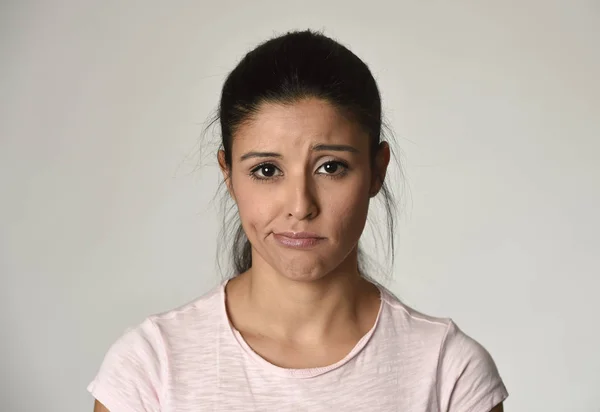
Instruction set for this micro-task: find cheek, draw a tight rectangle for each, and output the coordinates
[231,180,275,230]
[325,177,371,235]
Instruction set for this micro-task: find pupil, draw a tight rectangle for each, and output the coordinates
[262,166,274,176]
[325,163,338,173]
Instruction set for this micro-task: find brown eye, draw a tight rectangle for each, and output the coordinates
[323,163,339,173]
[250,163,282,180]
[316,161,348,176]
[260,165,276,176]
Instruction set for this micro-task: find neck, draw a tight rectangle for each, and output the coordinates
[227,251,380,345]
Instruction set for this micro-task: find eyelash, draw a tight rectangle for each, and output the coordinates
[249,163,282,182]
[249,161,349,182]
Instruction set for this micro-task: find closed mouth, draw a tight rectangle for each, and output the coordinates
[272,232,325,248]
[274,232,324,239]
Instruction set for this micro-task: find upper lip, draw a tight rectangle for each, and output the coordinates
[274,232,324,239]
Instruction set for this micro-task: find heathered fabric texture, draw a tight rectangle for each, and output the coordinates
[88,281,507,411]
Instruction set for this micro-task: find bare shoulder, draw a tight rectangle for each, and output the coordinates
[93,400,109,412]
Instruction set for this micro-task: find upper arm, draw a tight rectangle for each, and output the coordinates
[490,403,504,412]
[93,400,110,412]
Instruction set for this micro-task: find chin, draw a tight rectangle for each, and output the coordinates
[282,270,328,283]
[276,256,338,283]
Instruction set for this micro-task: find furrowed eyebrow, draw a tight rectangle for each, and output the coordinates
[239,144,358,161]
[240,152,282,161]
[311,144,359,153]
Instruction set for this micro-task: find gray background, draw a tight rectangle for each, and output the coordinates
[1,1,599,411]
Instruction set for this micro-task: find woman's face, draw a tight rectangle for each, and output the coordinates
[220,98,389,282]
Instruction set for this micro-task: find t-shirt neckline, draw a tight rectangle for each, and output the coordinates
[219,278,385,379]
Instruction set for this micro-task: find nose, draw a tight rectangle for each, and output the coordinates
[286,175,319,221]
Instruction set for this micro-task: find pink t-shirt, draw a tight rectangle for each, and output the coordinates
[88,281,508,411]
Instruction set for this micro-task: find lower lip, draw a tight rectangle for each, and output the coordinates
[273,234,324,249]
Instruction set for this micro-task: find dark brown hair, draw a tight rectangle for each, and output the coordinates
[209,30,399,277]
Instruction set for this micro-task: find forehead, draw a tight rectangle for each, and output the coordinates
[232,98,368,152]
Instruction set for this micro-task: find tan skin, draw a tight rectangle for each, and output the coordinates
[94,98,503,412]
[95,400,503,412]
[221,98,384,369]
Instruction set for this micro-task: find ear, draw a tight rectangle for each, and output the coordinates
[218,150,235,200]
[370,141,390,197]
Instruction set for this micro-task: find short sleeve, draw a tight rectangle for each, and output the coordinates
[437,321,508,412]
[87,318,165,412]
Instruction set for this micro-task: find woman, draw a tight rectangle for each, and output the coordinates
[89,30,507,411]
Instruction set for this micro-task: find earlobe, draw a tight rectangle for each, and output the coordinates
[370,141,391,197]
[369,183,381,198]
[217,150,235,200]
[369,176,384,197]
